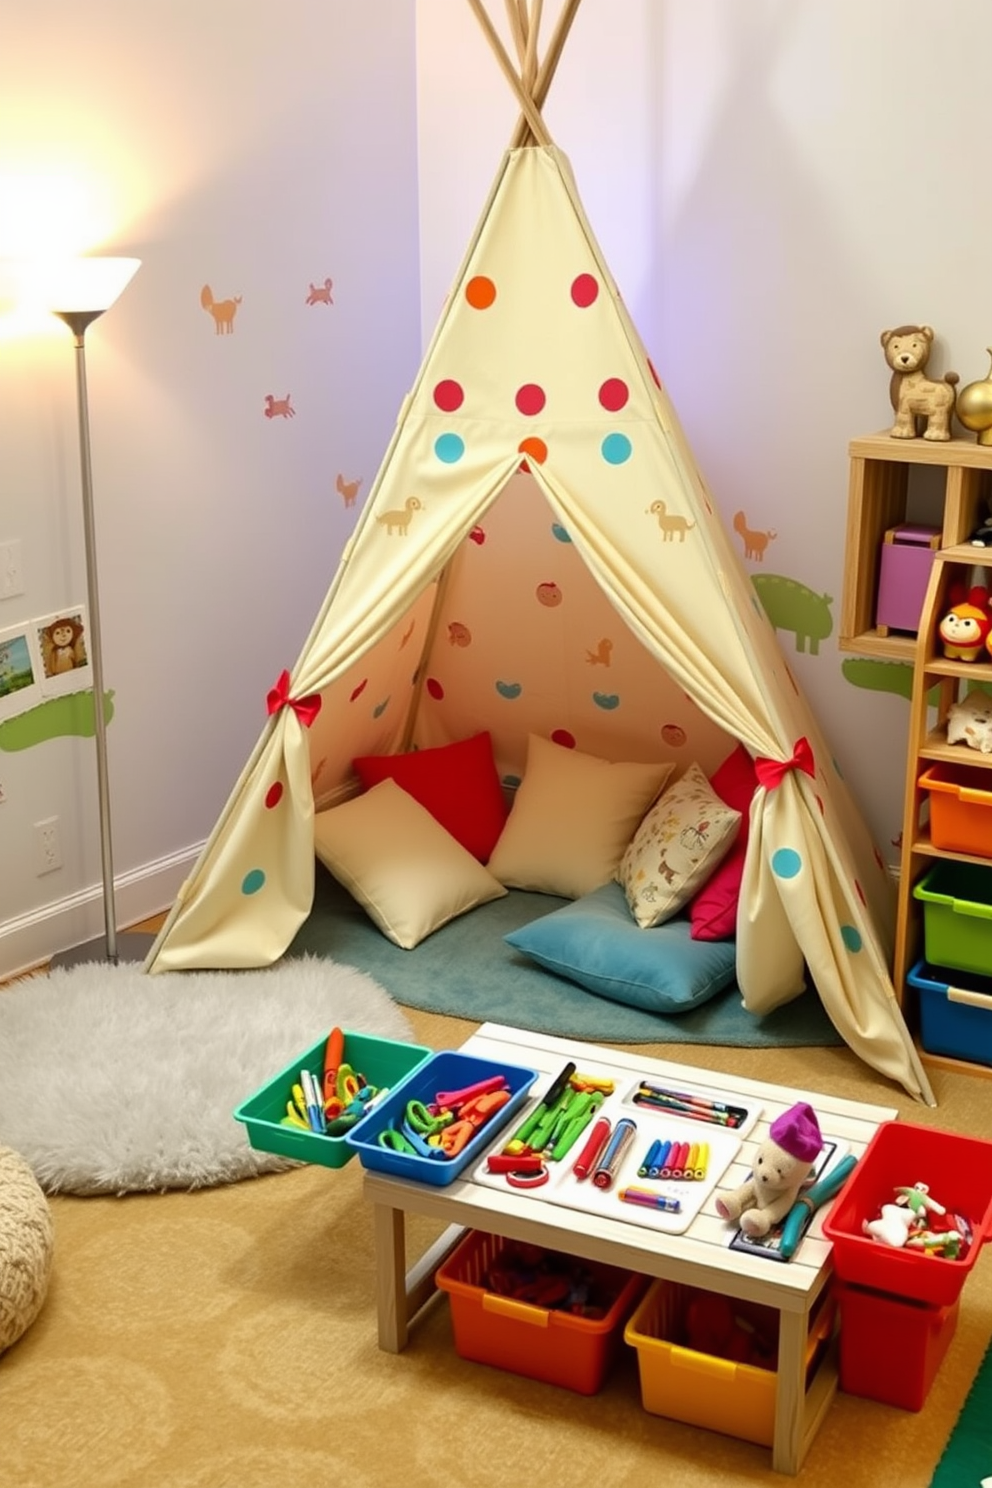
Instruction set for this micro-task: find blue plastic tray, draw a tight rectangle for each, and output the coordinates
[345,1050,538,1185]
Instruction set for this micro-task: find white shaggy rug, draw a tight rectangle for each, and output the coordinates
[0,955,416,1196]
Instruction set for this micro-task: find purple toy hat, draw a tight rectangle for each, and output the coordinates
[769,1102,823,1164]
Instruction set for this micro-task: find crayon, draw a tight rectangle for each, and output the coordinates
[694,1142,709,1181]
[619,1188,682,1214]
[649,1140,671,1179]
[638,1138,662,1178]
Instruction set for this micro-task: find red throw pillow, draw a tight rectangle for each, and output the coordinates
[352,731,508,863]
[689,742,758,941]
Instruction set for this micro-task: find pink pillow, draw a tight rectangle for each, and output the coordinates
[352,731,508,863]
[688,743,758,941]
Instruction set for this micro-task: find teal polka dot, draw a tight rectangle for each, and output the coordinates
[841,924,862,953]
[242,868,265,896]
[601,432,632,465]
[771,847,802,880]
[434,433,464,463]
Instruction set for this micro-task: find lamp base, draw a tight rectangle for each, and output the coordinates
[48,930,158,971]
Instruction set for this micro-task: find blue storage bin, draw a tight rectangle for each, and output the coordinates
[906,959,992,1067]
[345,1050,538,1185]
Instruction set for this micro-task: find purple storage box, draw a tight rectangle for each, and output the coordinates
[875,524,940,634]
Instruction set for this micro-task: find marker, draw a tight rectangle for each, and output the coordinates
[638,1138,662,1178]
[649,1140,671,1179]
[592,1117,637,1190]
[694,1142,709,1181]
[619,1188,682,1214]
[685,1143,699,1179]
[301,1069,325,1133]
[572,1116,611,1180]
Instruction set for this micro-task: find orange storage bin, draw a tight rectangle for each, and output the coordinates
[623,1279,835,1447]
[918,762,992,858]
[435,1230,645,1395]
[836,1280,959,1411]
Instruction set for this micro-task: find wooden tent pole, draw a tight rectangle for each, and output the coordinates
[467,0,552,145]
[509,0,582,149]
[503,0,527,64]
[523,0,543,93]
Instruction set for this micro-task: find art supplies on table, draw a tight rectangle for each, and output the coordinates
[471,1059,762,1236]
[727,1140,850,1263]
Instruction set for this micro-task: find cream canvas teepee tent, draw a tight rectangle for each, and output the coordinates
[147,0,932,1104]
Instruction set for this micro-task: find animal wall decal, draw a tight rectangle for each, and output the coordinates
[733,510,777,561]
[751,574,833,655]
[200,284,242,335]
[646,499,695,541]
[336,473,362,507]
[264,394,296,420]
[306,278,334,306]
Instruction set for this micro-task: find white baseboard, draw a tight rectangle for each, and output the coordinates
[0,842,205,981]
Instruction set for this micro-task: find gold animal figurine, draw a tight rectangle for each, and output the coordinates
[956,348,992,447]
[647,499,695,541]
[200,284,241,335]
[881,325,958,440]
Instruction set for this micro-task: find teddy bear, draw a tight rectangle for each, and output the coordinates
[881,325,959,440]
[715,1102,823,1238]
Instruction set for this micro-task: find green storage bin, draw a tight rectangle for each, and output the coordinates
[913,860,992,978]
[235,1030,432,1169]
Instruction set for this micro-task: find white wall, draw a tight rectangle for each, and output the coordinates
[0,1,420,974]
[415,0,992,866]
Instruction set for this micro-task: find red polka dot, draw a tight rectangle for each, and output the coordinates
[571,274,599,307]
[426,677,444,700]
[518,436,547,466]
[661,724,686,748]
[599,378,629,412]
[515,383,546,416]
[265,782,283,809]
[349,679,367,701]
[855,879,866,906]
[816,795,825,815]
[433,379,464,412]
[647,357,662,388]
[873,847,885,871]
[550,729,576,748]
[466,276,496,309]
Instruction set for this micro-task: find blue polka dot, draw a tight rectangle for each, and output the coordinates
[601,432,632,465]
[434,433,464,463]
[242,868,265,895]
[841,924,862,953]
[771,848,802,880]
[551,522,572,544]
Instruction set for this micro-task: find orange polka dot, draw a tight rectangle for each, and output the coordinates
[466,276,496,309]
[518,436,547,465]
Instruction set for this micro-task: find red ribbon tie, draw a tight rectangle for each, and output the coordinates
[754,736,815,791]
[266,669,322,728]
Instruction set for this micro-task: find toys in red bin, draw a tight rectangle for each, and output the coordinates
[484,1240,613,1319]
[716,1102,823,1238]
[937,583,992,662]
[863,1181,973,1261]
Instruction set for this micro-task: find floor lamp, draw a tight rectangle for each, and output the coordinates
[46,257,152,967]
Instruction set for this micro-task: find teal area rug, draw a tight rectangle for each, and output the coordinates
[288,869,843,1048]
[929,1335,992,1486]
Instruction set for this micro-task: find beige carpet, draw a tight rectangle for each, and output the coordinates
[3,1004,991,1488]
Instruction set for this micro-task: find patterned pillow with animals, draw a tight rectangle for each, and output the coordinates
[617,763,742,929]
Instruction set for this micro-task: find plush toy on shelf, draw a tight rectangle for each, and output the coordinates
[881,324,959,441]
[716,1102,823,1238]
[937,583,992,661]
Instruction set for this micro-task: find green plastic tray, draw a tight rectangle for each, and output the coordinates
[235,1029,432,1169]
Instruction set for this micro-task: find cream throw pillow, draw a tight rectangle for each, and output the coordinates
[617,762,742,928]
[487,734,674,900]
[313,778,507,949]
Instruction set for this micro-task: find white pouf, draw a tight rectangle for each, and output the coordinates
[0,1144,54,1354]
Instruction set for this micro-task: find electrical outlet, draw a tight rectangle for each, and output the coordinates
[0,539,24,599]
[34,816,62,875]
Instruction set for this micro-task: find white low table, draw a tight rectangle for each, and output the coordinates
[362,1023,898,1475]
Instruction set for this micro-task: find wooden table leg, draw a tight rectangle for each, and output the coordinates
[772,1307,807,1475]
[373,1203,408,1353]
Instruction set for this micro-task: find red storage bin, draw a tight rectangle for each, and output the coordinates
[836,1280,959,1411]
[822,1121,992,1307]
[435,1230,646,1395]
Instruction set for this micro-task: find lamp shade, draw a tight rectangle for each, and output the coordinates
[46,256,141,314]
